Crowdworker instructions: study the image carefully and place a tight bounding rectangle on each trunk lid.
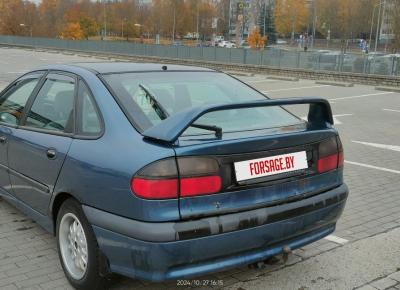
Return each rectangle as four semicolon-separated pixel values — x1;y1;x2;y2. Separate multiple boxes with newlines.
141;97;340;220
174;127;342;219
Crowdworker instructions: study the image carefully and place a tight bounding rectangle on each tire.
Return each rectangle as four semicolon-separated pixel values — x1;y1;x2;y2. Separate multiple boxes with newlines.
56;198;106;290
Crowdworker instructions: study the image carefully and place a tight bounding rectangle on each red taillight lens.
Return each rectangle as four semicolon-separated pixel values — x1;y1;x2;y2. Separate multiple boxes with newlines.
317;136;344;173
131;178;178;199
318;154;339;173
180;176;222;197
131;157;222;199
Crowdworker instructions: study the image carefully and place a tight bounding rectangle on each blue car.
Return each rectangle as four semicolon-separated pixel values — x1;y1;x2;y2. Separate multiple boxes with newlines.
0;63;348;289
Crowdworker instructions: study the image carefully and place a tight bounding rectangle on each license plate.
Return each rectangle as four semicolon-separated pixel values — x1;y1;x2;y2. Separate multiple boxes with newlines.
234;151;308;182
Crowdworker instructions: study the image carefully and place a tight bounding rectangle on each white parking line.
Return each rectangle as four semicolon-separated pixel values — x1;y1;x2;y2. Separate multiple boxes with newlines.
300;114;352;125
332;114;353;125
352;141;400;152
4;71;28;74
330;92;394;101
247;79;277;83
324;235;349;245
383;108;400;113
262;85;330;93
344;160;400;174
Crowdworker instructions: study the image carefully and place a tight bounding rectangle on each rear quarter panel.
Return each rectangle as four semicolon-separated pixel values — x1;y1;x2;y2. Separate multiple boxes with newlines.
52;69;178;222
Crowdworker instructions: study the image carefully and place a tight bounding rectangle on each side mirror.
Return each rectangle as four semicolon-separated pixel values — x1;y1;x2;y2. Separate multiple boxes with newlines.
0;112;18;125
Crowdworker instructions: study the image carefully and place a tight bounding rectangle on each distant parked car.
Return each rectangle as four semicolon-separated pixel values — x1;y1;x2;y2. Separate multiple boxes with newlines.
276;39;288;45
218;40;236;48
0;63;348;289
214;35;224;42
172;41;183;46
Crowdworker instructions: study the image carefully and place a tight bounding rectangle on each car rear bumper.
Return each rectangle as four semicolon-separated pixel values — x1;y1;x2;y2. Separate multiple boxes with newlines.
84;183;348;282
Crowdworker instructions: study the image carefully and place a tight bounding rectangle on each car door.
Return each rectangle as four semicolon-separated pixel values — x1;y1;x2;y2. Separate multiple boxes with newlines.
0;72;44;195
7;72;76;214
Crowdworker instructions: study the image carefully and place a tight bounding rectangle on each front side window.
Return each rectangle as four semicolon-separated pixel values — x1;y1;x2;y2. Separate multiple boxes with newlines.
0;77;40;125
25;74;75;133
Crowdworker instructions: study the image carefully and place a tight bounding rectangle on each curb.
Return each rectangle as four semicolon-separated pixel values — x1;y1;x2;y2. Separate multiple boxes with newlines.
267;75;299;82
315;81;354;87
375;86;400;93
225;71;255;77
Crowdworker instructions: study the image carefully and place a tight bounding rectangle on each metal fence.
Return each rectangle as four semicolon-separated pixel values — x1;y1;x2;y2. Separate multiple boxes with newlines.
1;35;399;77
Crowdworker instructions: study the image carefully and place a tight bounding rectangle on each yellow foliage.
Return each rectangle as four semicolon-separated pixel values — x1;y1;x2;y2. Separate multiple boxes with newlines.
274;0;309;37
248;27;267;49
61;22;84;40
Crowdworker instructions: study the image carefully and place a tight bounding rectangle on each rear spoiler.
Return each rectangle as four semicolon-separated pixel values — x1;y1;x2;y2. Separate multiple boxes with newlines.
142;97;333;144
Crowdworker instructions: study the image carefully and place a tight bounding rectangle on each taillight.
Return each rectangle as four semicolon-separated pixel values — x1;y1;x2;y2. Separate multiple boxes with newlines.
317;136;344;173
131;157;222;199
132;178;178;199
131;158;179;199
180;176;222;197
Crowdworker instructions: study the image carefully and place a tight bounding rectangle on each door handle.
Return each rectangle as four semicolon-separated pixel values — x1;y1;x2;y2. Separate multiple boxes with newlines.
46;149;57;159
0;136;7;144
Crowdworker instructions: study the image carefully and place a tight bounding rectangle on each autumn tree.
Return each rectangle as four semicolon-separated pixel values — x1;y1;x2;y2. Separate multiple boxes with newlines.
391;2;400;52
316;0;378;40
248;26;267;49
197;0;217;41
0;0;221;42
64;4;98;39
0;0;34;36
274;0;309;39
61;22;84;40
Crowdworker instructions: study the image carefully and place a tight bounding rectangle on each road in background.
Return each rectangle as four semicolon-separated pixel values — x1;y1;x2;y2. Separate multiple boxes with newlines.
0;47;400;290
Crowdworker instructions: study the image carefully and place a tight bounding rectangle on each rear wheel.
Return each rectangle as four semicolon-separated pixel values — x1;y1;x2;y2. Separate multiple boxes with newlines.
56;198;105;290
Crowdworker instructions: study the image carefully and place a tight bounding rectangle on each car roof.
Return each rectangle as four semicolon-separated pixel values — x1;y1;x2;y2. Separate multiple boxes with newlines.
39;62;215;75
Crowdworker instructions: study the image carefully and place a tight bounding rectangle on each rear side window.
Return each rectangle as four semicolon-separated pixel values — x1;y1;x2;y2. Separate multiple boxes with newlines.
77;81;102;135
25;74;75;133
0;77;40;125
103;71;301;135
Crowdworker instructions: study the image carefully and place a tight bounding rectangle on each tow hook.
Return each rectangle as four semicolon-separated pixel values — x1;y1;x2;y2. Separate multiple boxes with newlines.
282;245;292;263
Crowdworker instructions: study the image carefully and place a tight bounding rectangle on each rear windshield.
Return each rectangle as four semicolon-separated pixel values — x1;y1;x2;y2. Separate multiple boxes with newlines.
103;71;302;135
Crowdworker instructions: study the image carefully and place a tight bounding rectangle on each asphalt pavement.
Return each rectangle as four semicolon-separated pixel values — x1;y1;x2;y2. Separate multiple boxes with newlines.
0;47;400;290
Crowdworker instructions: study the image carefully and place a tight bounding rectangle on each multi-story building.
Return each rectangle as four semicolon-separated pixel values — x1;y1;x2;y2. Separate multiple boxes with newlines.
227;0;275;42
379;0;395;41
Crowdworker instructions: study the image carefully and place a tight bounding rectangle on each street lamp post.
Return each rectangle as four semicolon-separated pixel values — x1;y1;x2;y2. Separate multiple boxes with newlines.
311;0;317;50
227;0;231;41
172;5;176;43
196;2;199;45
103;0;107;39
371;0;386;53
121;18;127;39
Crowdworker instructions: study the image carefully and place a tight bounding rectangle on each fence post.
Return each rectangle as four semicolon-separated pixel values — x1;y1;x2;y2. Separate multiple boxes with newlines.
339;54;344;72
278;49;282;68
363;55;367;74
391;56;396;76
296;51;301;68
318;53;321;70
243;48;247;64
